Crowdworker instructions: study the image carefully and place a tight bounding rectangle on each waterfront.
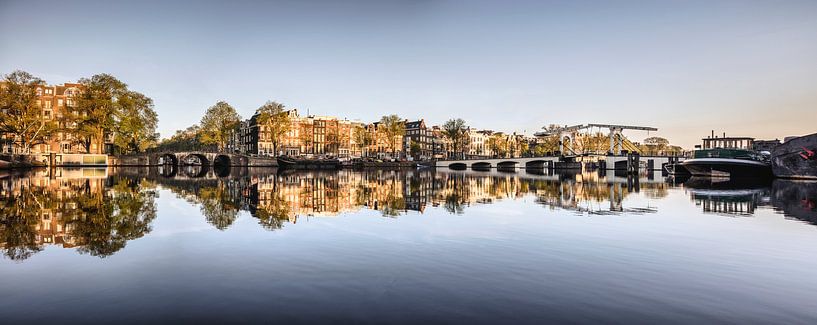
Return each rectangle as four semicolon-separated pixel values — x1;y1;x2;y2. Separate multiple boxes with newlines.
2;167;817;323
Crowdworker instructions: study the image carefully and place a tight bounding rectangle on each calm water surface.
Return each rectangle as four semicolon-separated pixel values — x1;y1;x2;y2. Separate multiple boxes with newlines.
1;167;817;323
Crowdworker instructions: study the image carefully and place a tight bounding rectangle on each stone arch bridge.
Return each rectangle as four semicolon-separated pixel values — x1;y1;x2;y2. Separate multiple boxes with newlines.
436;157;561;170
114;152;278;167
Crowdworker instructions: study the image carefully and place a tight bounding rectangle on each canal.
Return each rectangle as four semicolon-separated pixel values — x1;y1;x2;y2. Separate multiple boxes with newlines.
1;167;816;323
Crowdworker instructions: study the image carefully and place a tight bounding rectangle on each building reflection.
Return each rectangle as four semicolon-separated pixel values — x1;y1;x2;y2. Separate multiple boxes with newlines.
4;167;815;261
148;168;668;229
0;168;157;261
682;177;817;223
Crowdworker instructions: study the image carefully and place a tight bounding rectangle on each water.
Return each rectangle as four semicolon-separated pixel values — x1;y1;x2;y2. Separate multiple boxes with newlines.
1;167;817;324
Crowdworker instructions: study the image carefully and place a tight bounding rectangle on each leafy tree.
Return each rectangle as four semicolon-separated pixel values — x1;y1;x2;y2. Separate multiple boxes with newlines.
409;140;421;159
487;133;507;158
115;91;158;154
643;136;670;155
152;124;209;152
517;139;530;157
353;125;373;158
299;122;314;154
0;70;55;157
255;101;291;156
378;115;405;158
442;118;469;159
64;74;130;153
199;101;241;151
532;143;548;156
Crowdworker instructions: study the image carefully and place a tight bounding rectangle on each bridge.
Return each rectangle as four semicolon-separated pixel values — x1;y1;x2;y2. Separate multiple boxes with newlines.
113;151;278;167
436;157;561;169
436;155;680;171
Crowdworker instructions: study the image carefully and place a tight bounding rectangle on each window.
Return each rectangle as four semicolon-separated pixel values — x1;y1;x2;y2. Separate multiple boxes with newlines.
44;101;52;109
58;99;63;107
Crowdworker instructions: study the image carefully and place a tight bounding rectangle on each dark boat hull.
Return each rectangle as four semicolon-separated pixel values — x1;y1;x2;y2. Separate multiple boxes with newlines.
771;133;817;180
277;157;340;170
663;162;690;176
681;158;772;178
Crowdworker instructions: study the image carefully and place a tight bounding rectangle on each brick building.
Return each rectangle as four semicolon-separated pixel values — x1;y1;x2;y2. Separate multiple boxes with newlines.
1;82;113;162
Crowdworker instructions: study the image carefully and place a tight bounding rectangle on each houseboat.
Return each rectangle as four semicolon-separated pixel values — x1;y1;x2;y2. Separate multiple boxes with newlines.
681;135;772;178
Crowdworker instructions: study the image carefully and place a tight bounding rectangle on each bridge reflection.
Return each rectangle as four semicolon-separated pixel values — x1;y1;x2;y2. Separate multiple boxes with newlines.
2;167;815;261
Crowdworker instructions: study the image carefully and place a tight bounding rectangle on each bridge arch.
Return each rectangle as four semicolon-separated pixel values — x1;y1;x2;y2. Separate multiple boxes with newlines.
472;162;491;171
449;163;467;170
214;154;231;168
158;164;178;178
159;153;178;166
213;155;232;178
182;164;209;178
497;161;518;172
525;160;550;169
181;153;210;166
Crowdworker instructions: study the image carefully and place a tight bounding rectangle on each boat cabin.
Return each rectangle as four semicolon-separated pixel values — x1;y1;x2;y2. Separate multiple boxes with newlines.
699;136;754;150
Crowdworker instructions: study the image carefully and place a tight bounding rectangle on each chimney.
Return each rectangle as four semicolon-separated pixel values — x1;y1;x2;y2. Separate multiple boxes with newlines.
710;130;714;139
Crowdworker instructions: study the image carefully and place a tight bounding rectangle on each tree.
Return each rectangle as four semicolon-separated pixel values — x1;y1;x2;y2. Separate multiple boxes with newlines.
353;125;373;158
64;74;130;154
442;118;469;159
532;143;548;156
517;139;530;157
0;70;55;157
255;101;291;156
299;122;314;154
114;91;158;154
199;101;241;151
487;133;507;158
409;140;421;159
378;115;405;158
643;136;669;155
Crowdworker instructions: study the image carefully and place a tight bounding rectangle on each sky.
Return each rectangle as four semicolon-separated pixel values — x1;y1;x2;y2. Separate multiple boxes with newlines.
1;0;816;148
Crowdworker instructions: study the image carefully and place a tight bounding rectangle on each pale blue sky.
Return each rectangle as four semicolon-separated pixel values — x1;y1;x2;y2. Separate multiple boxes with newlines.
2;0;816;147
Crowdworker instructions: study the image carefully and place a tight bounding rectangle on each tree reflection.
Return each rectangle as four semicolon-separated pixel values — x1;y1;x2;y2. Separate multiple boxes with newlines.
199;184;240;230
0;173;157;260
63;178;157;257
0;190;44;261
250;180;292;231
8;166;817;262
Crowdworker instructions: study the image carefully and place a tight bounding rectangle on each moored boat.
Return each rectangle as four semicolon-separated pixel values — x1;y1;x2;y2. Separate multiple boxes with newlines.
663;162;690;176
771;132;817;180
277;156;341;169
681;136;772;178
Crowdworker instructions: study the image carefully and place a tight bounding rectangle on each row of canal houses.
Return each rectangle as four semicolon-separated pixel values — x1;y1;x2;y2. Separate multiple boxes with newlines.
227;108;538;161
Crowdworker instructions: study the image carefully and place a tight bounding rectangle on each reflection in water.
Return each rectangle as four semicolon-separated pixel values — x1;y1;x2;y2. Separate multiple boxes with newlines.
682;176;817;224
2;167;816;261
0;168;157;261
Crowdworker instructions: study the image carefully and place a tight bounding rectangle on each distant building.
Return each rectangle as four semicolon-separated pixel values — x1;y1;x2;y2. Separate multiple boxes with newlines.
753;139;781;152
403;119;435;160
467;129;492;158
233;109;363;158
